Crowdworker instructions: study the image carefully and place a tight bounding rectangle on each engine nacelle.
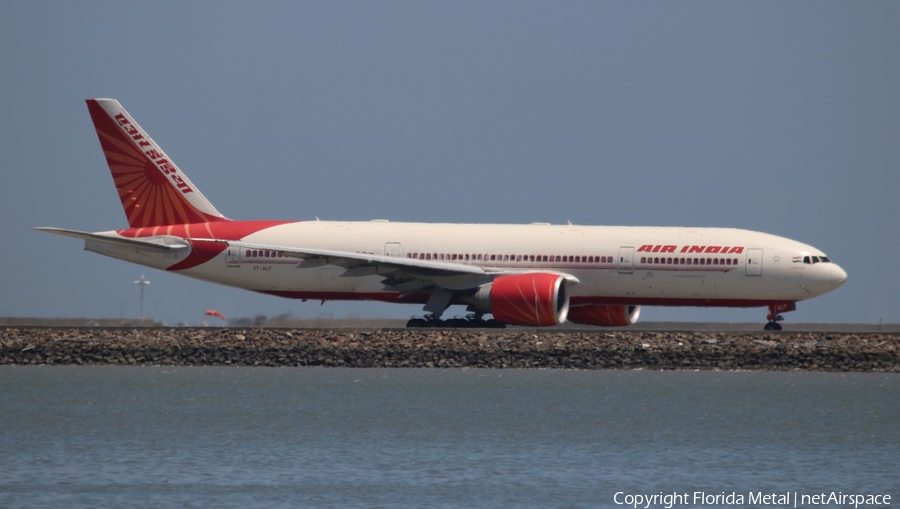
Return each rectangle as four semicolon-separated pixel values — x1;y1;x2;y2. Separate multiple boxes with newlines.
567;304;641;327
471;273;570;326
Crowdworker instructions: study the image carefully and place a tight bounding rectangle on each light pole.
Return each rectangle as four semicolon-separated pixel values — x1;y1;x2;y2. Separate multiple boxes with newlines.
134;275;150;320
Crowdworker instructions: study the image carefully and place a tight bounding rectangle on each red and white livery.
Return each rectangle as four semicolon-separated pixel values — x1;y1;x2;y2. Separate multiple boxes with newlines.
38;99;848;329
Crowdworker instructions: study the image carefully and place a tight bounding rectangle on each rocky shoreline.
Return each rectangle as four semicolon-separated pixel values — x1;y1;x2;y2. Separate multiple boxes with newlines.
2;328;899;371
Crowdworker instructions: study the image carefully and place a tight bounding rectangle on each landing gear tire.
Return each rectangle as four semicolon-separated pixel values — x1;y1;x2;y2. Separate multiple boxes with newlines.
406;318;428;328
484;319;506;329
407;314;446;328
763;322;782;331
445;318;468;328
406;314;507;329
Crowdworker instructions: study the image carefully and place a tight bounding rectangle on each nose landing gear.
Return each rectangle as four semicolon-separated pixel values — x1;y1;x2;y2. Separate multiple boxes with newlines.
764;314;784;331
763;302;796;331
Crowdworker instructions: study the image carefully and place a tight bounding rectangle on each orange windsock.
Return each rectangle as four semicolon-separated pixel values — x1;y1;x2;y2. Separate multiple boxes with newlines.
205;309;226;321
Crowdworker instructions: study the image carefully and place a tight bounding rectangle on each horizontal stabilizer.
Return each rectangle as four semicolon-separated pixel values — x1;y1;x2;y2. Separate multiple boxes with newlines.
35;227;189;252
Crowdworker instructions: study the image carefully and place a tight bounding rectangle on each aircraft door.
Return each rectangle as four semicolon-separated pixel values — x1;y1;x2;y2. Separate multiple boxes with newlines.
746;248;763;276
384;242;401;257
225;247;241;267
617;246;634;274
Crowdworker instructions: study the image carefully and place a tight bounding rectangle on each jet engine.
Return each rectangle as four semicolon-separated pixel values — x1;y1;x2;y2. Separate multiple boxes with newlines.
470;273;570;326
567;304;641;327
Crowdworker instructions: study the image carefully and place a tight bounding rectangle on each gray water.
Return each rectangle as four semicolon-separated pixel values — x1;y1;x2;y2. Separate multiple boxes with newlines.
1;367;897;508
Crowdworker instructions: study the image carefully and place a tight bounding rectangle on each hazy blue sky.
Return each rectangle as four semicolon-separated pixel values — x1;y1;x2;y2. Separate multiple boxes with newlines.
1;2;898;325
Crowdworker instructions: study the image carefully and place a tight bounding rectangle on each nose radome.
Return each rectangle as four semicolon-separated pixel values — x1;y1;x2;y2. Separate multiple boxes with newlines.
831;264;848;289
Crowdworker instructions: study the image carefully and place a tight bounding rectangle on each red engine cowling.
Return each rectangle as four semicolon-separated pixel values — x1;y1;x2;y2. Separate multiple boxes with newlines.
567;304;641;327
472;273;570;326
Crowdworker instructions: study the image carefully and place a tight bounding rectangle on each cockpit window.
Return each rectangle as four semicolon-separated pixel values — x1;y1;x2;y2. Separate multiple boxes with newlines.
803;255;832;264
812;256;820;263
820;256;830;263
803;256;810;264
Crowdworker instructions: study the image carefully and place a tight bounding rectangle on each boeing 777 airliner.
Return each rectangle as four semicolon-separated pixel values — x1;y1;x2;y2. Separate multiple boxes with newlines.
38;99;847;329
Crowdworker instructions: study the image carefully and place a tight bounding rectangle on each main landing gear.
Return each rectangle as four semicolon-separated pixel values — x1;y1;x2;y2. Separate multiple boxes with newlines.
409;288;506;328
406;313;506;329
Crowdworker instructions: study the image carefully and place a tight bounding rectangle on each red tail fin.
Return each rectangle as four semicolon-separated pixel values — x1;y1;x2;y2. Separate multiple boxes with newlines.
86;99;229;228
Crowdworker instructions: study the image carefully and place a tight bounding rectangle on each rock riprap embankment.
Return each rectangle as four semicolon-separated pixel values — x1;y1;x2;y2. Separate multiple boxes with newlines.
2;328;898;371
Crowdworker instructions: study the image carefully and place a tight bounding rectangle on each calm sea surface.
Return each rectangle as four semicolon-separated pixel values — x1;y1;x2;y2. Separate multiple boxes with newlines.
1;367;897;508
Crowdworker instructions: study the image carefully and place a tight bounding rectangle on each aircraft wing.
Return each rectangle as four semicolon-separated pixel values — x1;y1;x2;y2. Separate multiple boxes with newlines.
215;239;492;278
207;239;579;284
36;227;190;252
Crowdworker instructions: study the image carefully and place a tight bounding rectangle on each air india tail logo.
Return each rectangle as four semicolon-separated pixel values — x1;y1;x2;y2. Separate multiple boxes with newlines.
113;113;193;194
87;98;226;228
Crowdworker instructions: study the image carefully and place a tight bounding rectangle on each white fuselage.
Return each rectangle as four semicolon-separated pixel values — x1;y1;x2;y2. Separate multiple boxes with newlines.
89;221;847;308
